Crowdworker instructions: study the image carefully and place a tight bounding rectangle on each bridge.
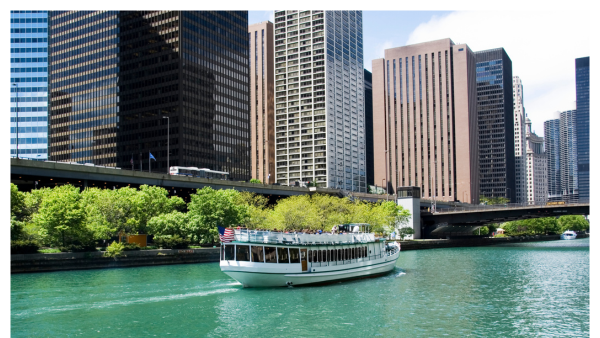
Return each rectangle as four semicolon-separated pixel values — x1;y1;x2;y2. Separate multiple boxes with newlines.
11;158;589;238
421;203;589;238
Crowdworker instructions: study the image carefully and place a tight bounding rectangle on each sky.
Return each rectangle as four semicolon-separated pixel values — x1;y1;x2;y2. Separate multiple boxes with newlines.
249;10;589;137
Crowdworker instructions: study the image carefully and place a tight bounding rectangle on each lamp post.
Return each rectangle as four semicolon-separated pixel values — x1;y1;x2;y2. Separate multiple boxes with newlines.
163;116;169;174
13;83;19;159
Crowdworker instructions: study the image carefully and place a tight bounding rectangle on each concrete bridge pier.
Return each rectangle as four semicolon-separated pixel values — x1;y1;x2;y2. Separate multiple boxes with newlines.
396;187;422;239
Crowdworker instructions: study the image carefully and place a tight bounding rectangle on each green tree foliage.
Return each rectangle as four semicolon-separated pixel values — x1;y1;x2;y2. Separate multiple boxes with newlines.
236;192;270;229
129;185;186;234
501;217;560;235
188;187;248;241
558;215;589;232
479;196;510;205
397;226;415;240
249;178;262;184
10;183;26;218
267;195;321;231
147;211;191;238
32;185;90;247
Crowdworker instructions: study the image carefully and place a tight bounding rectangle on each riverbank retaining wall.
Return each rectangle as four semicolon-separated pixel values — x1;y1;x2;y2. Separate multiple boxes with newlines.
397;234;589;251
11;248;220;274
12;234;588;274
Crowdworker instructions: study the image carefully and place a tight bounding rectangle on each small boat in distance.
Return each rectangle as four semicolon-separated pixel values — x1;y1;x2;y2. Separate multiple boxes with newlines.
219;224;401;288
560;230;577;240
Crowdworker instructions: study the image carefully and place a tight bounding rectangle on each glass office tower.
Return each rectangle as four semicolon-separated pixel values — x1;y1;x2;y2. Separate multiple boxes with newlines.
48;11;250;180
575;57;589;202
560;110;578;203
364;69;374;187
475;48;515;202
544;116;561;202
273;10;366;191
10;11;49;160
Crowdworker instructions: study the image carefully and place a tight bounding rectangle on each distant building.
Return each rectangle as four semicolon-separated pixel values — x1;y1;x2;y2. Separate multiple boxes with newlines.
475;48;515;202
273;10;366;191
10;11;49;160
364;69;374;187
575;57;589;202
372;38;479;204
525;118;547;204
513;76;527;204
48;11;251;180
544;115;561;202
249;21;275;184
560;110;578;203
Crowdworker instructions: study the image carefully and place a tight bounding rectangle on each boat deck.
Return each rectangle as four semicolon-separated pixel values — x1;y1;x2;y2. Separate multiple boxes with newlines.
233;229;378;246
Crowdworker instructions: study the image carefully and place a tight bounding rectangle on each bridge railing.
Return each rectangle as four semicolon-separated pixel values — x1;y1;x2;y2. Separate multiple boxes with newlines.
430;200;589;214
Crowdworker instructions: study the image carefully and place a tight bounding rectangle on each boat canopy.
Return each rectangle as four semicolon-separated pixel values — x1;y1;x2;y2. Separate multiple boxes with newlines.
233;228;377;246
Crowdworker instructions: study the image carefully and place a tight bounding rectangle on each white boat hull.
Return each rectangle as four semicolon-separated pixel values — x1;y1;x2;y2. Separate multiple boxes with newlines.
221;245;401;288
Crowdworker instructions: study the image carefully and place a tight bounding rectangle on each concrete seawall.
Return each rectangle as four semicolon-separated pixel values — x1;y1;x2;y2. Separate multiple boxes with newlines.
11;248;220;274
397;234;589;251
12;234;588;274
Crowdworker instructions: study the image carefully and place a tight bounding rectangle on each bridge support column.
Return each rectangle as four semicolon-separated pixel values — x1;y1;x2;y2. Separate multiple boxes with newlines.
397;195;422;239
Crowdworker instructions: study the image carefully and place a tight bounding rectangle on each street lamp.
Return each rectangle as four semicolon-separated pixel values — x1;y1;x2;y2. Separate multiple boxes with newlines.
163;116;169;174
12;83;19;159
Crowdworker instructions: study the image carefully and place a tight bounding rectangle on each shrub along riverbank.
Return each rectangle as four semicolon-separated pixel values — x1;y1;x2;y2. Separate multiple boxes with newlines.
10;183;410;255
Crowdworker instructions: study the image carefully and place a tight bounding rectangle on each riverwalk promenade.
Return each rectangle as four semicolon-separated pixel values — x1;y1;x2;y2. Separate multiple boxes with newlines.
12;234;587;274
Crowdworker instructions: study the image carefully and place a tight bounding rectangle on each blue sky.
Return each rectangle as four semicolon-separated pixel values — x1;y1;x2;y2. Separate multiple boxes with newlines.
248;10;589;136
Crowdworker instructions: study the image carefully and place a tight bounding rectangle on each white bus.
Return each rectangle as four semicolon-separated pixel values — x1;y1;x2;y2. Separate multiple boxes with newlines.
169;166;229;180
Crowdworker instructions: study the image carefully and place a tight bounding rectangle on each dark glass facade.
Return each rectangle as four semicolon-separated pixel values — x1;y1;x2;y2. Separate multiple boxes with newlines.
48;11;250;180
544;118;561;201
475;48;515;202
364;69;373;186
575;57;589;201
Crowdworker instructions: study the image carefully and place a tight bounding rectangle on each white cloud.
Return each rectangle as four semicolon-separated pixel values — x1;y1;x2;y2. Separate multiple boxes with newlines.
406;11;589;135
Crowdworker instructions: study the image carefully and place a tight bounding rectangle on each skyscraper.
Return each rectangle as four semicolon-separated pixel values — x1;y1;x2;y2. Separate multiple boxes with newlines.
513;76;527;204
475;48;515;202
560;110;578;202
525;118;547;204
10;11;49;160
575;57;589;202
364;69;374;187
372;38;480;204
249;21;275;184
273;10;366;191
48;11;251;180
544;115;561;202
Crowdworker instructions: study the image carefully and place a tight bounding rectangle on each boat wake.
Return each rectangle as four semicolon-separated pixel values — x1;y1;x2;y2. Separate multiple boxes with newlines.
13;286;238;318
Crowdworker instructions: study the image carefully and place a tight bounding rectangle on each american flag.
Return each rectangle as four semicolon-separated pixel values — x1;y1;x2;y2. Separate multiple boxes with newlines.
217;226;235;243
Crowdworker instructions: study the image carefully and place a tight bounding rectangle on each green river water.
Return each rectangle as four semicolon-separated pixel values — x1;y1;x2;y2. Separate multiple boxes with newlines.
11;238;589;337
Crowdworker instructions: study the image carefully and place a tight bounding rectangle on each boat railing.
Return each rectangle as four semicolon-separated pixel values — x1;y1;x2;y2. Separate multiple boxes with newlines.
233;229;376;245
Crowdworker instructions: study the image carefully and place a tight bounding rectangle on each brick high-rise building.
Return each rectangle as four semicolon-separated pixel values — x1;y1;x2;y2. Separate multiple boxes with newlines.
372;38;479;204
273;10;366;191
249;21;275;184
48;11;251;180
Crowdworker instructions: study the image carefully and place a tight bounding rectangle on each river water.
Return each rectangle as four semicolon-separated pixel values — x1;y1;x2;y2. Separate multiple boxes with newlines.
11;238;589;337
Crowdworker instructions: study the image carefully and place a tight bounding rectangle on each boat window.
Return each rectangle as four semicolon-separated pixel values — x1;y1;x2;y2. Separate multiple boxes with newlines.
351;247;355;259
251;246;264;262
322;250;327;262
344;248;348;260
265;246;277;263
224;245;235;261
221;246;224;260
277;247;290;263
331;249;336;261
312;250;317;262
308;250;312;262
236;245;250;261
338;249;342;261
364;246;367;257
317;250;321;262
290;248;300;263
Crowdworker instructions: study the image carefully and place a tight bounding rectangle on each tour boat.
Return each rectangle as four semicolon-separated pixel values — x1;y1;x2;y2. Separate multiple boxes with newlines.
219;224;401;288
560;230;577;240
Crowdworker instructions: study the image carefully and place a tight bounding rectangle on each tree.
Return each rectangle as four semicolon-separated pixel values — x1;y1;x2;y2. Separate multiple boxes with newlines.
147;211;191;238
397;226;415;240
188;187;248;240
236;192;270;229
32;185;89;247
10;183;26;219
249;178;262;184
129;185;186;234
479;196;510;205
558;215;588;232
267;195;321;231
